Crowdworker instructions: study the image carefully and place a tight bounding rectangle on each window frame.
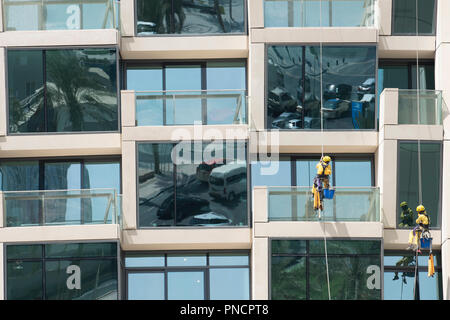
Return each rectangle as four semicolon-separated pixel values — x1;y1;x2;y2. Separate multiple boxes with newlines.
391;0;437;36
124;250;251;300
133;0;248;37
264;43;379;131
5;45;121;135
396;140;443;230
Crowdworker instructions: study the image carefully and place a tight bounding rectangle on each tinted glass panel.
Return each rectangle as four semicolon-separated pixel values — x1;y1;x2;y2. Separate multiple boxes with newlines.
7;244;42;259
397;142;441;227
209;268;249;299
272;240;307;254
167;271;205;300
393;0;435;35
45;242;117;258
309;240;380;255
271;256;306;299
136;0;245;35
8;50;45;133
7;261;43;300
267;45;376;130
384;271;441;300
128;272;165;300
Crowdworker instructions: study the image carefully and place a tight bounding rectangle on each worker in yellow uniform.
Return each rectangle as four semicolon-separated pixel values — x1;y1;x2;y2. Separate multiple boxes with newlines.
312;155;332;211
407;205;430;252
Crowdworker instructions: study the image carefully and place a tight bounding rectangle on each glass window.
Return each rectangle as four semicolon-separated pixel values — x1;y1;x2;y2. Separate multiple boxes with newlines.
126;252;250;300
392;0;436;35
251;157;292;187
267;45;376;130
397;141;441;228
271;239;382;300
384;251;442;300
334;160;372;187
136;0;245;36
8;48;118;133
6;242;118;300
138;142;248;228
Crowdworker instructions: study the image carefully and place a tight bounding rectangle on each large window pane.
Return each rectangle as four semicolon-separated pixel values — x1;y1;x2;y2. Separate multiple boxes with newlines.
45;242;117;258
271;256;307;300
128;273;165;300
7;261;43;300
168;271;205;300
136;0;245;35
251;157;292;187
393;0;436;35
267;45;376;130
334;160;372;187
210;268;249;299
397;142;441;228
8;50;45;133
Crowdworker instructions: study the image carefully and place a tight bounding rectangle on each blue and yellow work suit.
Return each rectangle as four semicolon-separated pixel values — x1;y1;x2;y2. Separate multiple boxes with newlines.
312;160;332;210
408;212;430;250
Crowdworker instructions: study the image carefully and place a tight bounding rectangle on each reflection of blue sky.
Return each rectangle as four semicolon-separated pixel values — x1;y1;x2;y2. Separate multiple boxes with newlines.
384;271;440;300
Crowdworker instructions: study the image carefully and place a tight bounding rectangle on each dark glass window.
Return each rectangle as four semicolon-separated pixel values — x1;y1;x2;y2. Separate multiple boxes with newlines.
6;242;118;300
125;61;247;126
8;48;118;133
267;45;376;130
397;141;441;228
392;0;436;35
137;141;248;227
384;251;442;300
126;252;250;300
271;239;382;300
136;0;245;35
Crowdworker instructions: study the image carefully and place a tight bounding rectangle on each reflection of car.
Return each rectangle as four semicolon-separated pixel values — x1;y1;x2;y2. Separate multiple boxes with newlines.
322;99;351;119
137;21;157;35
271;112;321;129
268;87;298;115
323;84;352;101
189;212;232;226
209;163;247;201
196;160;223;182
157;195;210;220
357;78;375;99
271;112;302;129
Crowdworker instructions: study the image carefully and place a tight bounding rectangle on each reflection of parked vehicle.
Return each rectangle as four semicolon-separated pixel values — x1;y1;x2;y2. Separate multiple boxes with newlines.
268;87;299;116
322;99;351;119
209;163;247;201
137;21;157;35
157;195;210;220
357;78;375;99
271;112;302;129
196;160;223;182
323;84;352;101
189;212;232;226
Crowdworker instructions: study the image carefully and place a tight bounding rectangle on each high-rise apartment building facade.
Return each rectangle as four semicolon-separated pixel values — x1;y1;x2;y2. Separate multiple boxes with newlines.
0;0;448;300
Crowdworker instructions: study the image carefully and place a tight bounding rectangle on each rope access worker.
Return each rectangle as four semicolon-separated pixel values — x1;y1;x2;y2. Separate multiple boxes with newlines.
399;201;414;228
312;155;332;211
407;205;430;252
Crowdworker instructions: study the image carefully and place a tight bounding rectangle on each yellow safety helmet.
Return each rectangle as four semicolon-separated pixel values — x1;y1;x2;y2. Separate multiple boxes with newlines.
416;205;425;213
400;201;408;207
322;156;331;163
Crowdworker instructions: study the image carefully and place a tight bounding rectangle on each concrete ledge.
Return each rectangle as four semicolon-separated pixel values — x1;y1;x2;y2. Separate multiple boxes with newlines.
383;124;444;141
121;228;252;250
120;35;248;60
383;229;442;250
0;224;120;243
251;27;378;44
0;133;122;158
254;221;383;238
378;36;436;59
0;29;119;47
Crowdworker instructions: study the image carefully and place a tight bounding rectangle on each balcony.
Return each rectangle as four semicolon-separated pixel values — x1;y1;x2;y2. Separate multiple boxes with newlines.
2;0;119;31
2;188;120;227
264;0;375;28
397;90;442;125
266;186;380;222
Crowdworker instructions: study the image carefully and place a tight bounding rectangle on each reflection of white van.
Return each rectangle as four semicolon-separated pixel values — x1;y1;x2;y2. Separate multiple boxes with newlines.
208;163;247;201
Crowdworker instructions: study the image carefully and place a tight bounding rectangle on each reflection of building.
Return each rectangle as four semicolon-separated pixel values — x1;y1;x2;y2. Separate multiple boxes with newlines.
0;0;449;303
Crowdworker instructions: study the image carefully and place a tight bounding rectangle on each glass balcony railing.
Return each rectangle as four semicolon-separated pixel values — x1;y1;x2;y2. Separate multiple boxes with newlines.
3;188;120;227
268;186;380;222
398;89;442;125
3;0;119;31
264;0;375;28
135;90;247;126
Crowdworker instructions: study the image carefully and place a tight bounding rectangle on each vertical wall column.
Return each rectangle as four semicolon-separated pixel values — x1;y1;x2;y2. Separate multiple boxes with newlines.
0;47;6;136
378;0;392;35
122;140;137;230
119;0;135;37
252;237;268;299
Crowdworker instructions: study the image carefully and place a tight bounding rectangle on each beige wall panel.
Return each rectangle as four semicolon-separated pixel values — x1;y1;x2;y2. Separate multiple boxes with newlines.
121;140;137;230
254;221;383;238
252;237;268;299
435;44;450;140
248;0;264;29
0;244;3;300
383;125;443;141
436;0;450;46
379;88;398;127
0;48;5;137
120;0;135;37
0;29;119;47
378;36;436;58
121;90;136;127
378;0;392;36
249;43;265;130
379;139;397;228
253;187;268;223
122;125;249;142
251;27;378;44
121;228;252;250
383;229;441;250
120;36;248;59
0;225;120;243
0;133;121;158
442;240;450;300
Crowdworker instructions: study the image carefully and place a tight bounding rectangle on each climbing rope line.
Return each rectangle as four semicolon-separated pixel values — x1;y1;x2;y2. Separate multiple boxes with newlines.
318;0;331;301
